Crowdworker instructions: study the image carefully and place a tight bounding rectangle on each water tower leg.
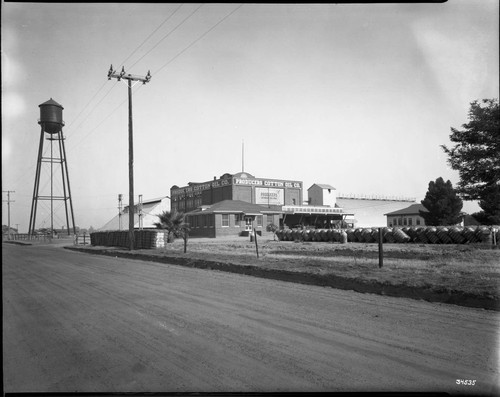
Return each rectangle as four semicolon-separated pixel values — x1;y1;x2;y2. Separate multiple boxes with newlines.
60;131;76;235
28;127;45;236
58;131;71;235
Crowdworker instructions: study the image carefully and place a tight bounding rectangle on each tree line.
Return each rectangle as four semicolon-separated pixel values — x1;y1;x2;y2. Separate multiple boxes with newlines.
423;98;499;226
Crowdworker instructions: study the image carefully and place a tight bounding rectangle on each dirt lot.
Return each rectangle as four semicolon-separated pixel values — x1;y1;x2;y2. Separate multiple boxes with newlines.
67;236;500;310
3;242;499;394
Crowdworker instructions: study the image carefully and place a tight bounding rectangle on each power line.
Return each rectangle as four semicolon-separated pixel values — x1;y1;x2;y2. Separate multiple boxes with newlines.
63;4;242;154
64;80;109;131
129;3;204;71
63;6;183;151
154;4;243;76
7;4;243;194
65;80;120;153
119;3;184;69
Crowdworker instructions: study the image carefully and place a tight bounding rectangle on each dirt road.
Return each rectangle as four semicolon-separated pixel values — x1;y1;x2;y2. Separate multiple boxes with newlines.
3;243;499;394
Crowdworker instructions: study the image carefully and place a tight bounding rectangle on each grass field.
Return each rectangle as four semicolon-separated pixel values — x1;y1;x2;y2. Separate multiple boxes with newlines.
134;237;500;301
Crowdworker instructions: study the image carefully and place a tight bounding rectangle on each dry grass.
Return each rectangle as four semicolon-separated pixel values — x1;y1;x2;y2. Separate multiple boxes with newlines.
145;238;500;298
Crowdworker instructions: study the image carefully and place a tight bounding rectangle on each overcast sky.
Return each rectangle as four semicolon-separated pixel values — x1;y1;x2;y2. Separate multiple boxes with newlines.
2;1;499;231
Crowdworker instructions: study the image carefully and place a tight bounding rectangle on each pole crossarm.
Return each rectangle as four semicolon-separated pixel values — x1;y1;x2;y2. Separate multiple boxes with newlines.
108;65;151;84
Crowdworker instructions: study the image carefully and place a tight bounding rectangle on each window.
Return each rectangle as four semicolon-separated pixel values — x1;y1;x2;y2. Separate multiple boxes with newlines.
403;218;407;226
408;218;413;226
398;218;402;226
416;218;421;225
257;215;262;227
234;214;240;227
222;214;229;227
266;215;273;225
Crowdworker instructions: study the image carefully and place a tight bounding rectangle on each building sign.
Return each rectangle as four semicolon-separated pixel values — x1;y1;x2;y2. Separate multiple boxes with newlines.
171;178;231;196
234;178;301;188
172;176;302;197
255;187;284;205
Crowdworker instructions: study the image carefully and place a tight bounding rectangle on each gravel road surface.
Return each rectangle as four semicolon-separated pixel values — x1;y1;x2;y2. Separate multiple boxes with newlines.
3;243;499;394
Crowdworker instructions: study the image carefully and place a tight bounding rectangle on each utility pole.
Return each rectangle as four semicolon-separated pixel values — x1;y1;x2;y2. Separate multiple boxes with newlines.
108;65;151;250
118;194;123;231
2;190;15;240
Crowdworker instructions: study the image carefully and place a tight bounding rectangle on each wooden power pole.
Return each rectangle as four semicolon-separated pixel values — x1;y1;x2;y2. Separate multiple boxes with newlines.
107;65;151;250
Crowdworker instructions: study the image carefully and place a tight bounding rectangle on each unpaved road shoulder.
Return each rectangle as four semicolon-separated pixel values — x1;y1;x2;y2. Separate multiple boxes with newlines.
3;243;499;394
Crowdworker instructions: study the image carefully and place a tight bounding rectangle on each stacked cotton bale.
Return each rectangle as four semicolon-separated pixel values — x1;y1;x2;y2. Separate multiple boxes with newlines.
319;229;329;242
352;228;363;242
415;227;429;244
301;229;313;241
424;227;440;244
463;226;479;243
404;227;419;243
436;227;454;244
289;229;299;241
331;229;342;242
274;225;496;245
383;227;395;243
361;228;374;243
346;229;356;242
393;228;411;243
448;227;465;244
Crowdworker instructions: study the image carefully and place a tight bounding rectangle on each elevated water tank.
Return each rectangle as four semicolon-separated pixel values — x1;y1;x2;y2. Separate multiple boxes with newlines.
39;98;64;134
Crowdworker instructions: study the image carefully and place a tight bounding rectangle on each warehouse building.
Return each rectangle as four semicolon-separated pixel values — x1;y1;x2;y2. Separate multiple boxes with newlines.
185;200;281;238
336;194;417;227
99;196;170;231
384;203;428;227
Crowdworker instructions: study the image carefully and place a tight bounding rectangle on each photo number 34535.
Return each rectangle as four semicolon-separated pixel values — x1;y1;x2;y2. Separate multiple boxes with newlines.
456;379;476;386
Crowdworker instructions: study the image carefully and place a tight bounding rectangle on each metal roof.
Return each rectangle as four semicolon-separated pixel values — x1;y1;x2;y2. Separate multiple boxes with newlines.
384;203;428;216
39;98;63;108
309;183;336;190
185;200;280;216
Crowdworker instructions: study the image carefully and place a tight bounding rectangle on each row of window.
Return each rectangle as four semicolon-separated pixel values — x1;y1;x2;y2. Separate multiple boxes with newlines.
221;214;274;227
389;216;422;227
188;214;214;228
186;214;275;228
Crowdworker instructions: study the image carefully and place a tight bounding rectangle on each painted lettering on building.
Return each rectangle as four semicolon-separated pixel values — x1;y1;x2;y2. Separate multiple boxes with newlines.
255;187;284;205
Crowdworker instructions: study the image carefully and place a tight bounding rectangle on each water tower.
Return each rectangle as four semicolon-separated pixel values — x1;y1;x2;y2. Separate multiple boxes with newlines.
28;99;76;236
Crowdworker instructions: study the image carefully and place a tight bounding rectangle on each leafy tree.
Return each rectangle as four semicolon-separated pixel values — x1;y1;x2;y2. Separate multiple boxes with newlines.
441;98;500;205
154;210;190;243
471;185;500;225
420;177;463;226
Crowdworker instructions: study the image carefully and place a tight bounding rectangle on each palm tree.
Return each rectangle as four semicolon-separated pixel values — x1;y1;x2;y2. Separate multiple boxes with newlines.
154;210;190;243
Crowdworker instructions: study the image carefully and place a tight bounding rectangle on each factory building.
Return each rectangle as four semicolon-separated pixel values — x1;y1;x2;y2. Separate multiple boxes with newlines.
170;171;303;213
98;171;418;237
173;172;356;238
